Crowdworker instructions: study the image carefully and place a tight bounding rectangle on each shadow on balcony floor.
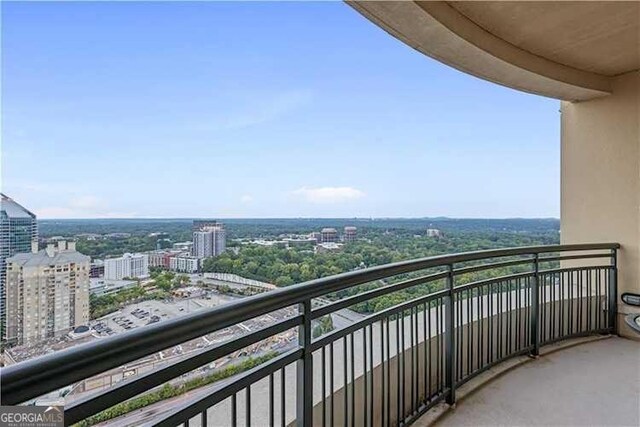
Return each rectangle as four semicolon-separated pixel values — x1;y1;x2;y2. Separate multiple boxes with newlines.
434;337;640;426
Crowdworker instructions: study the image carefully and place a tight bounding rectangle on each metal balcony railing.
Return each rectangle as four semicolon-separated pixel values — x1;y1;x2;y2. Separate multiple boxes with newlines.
0;243;619;426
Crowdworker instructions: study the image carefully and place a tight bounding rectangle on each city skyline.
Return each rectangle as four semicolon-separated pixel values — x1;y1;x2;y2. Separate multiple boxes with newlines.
3;2;560;219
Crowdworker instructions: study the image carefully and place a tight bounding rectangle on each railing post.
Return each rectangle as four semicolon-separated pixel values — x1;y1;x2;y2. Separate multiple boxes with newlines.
297;299;313;427
530;253;540;357
444;264;456;405
608;248;618;334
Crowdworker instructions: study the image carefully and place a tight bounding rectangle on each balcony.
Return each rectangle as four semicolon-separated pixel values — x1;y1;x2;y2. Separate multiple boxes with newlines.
3;243;638;426
430;336;640;427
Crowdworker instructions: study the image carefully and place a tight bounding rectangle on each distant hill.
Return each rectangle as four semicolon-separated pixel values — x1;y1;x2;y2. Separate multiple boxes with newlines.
38;217;559;239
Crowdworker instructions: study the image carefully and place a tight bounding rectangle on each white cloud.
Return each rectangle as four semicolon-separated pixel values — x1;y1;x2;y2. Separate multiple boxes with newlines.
240;195;253;203
35;195;137;219
69;195;104;210
8;182;77;194
291;186;365;204
35;207;78;218
35;206;138;219
100;211;139;219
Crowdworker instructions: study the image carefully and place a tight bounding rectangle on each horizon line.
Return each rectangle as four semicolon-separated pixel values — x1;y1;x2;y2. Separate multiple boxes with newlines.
37;216;561;221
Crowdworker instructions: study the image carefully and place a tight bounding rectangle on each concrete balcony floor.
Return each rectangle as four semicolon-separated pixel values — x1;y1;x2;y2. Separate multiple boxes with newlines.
432;337;640;426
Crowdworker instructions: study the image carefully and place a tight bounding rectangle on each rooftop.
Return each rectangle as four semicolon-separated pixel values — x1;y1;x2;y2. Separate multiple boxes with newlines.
7;247;89;267
0;193;36;219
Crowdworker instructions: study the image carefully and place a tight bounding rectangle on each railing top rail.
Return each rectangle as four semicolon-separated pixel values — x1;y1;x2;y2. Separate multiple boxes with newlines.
0;242;619;405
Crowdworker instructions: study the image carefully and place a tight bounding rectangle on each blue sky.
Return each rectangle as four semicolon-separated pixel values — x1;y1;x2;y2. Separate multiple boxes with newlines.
2;2;560;219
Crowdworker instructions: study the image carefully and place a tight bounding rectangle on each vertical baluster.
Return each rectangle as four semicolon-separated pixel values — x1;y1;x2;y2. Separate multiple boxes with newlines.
498;279;503;359
558;271;563;337
436;301;441;395
269;373;275;427
609;249;618;333
427;302;432;400
343;337;348;427
479;285;484;367
508;280;513;355
232;393;237;427
444;264;456;405
596;268;601;331
380;319;386;427
456;293;462;382
524;276;529;347
501;280;505;357
570;270;575;335
401;310;406;419
297;300;312;427
516;277;521;351
368;323;374;427
246;386;251;427
386;317;391;427
531;254;540;356
438;299;447;392
440;299;444;393
506;279;510;354
362;328;367;427
548;273;552;343
539;273;543;344
558;271;563;339
580;268;589;332
551;272;556;341
350;333;355;427
414;306;424;412
423;302;428;403
604;267;608;330
409;307;416;414
329;343;334;427
544;273;549;344
396;314;401;423
546;273;550;342
321;348;325;427
281;367;286;427
487;282;493;365
579;269;584;333
587;268;592;332
468;288;473;375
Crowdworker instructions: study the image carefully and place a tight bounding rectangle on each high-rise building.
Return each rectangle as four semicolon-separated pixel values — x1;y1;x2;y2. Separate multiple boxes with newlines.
192;222;226;258
344;226;357;242
321;228;338;243
172;241;194;252
426;228;442;238
5;241;89;345
148;250;171;269
192;219;223;232
308;232;322;243
104;253;149;280
89;260;105;278
1;194;38;340
169;256;200;273
147;249;184;269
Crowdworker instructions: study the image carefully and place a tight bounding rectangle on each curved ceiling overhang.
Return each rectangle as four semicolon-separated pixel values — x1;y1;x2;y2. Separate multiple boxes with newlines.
348;1;614;101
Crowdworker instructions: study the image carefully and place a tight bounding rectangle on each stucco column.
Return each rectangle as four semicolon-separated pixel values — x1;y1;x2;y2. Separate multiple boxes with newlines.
561;71;640;338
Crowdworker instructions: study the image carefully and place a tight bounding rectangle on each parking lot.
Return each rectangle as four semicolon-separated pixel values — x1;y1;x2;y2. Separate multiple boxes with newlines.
63;291;300;398
6;285;300;405
92;295;238;336
5;286;299;367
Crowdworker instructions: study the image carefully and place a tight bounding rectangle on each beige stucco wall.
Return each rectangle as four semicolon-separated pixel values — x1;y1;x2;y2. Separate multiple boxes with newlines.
561;71;640;337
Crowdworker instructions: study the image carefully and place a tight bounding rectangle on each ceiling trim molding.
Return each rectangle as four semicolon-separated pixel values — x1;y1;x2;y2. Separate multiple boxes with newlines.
348;1;613;101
